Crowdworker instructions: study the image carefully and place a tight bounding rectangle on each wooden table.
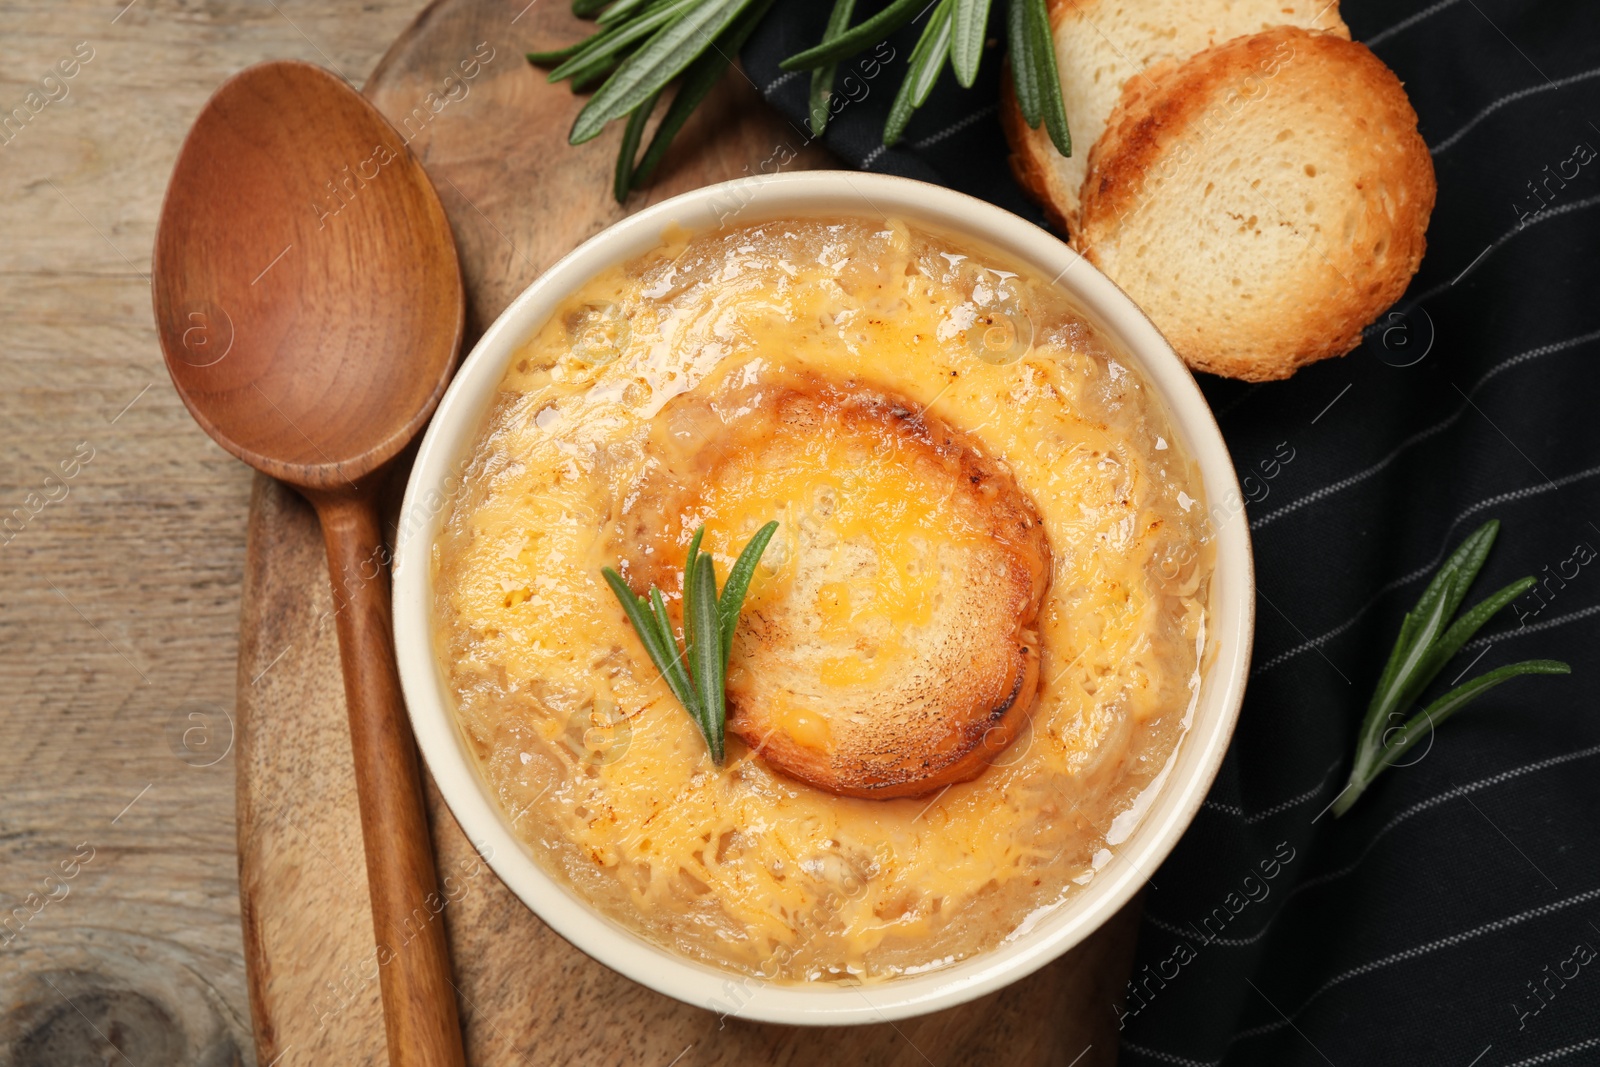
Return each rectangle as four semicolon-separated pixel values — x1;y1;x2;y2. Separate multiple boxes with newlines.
0;4;1139;1063
0;3;421;1061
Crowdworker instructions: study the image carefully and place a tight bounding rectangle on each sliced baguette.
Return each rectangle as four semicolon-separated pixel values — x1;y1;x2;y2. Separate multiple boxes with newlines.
628;376;1051;800
724;386;1049;799
1077;27;1436;379
1003;0;1349;234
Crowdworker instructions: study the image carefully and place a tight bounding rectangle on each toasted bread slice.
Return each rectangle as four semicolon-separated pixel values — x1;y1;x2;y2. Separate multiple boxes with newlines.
1002;0;1348;234
629;375;1051;799
1076;27;1436;379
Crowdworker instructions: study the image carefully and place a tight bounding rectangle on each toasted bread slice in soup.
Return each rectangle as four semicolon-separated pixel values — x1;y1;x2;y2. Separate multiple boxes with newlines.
1076;27;1436;380
1002;0;1349;235
621;374;1051;799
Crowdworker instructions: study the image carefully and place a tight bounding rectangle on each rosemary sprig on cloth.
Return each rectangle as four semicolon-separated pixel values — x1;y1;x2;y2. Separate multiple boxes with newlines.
1333;520;1570;816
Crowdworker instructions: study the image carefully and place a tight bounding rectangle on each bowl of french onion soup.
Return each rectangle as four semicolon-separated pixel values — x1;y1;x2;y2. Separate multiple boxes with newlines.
393;171;1254;1025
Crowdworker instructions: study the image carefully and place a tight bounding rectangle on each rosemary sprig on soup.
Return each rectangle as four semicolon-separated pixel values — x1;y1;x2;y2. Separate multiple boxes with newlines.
602;521;778;763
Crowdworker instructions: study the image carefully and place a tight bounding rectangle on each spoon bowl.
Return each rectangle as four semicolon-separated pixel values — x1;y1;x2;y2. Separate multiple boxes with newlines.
154;59;461;488
153;60;466;1067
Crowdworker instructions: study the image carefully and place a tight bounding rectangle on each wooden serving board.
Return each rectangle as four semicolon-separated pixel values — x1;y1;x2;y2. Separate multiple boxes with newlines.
234;1;1140;1063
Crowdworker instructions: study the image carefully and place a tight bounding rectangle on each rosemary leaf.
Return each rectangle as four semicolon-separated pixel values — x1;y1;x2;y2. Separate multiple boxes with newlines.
549;0;694;82
718;521;779;667
600;569;660;661
884;0;954;145
1333;520;1572;816
1007;0;1040;128
603;522;776;763
909;0;955;107
1021;0;1069;155
1356;567;1457;768
1357;522;1502;763
1404;520;1498;658
781;0;927;71
1377;661;1571;775
647;585;697;711
1412;576;1537;695
1438;520;1501;619
950;0;992;88
528;38;593;65
808;0;857;136
681;525;706;677
614;91;661;203
602;568;696;715
628;0;775;193
570;0;754;145
689;553;725;762
684;526;707;586
598;0;662;26
573;0;611;16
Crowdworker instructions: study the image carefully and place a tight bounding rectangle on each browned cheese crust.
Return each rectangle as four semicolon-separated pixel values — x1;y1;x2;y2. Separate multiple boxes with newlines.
1076;26;1436;379
627;376;1052;799
1001;0;1351;241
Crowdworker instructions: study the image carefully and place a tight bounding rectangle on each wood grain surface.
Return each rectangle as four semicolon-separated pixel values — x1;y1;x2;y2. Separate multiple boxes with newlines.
0;3;425;1064
0;0;1140;1063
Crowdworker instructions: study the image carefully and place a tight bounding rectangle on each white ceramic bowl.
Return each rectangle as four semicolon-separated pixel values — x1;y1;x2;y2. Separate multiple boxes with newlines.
393;171;1254;1026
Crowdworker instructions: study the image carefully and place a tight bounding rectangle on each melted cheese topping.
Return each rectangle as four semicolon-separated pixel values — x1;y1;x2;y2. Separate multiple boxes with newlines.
669;395;997;715
433;218;1212;981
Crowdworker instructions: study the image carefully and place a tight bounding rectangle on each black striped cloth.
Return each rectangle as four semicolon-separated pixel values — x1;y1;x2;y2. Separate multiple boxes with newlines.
744;3;1600;1064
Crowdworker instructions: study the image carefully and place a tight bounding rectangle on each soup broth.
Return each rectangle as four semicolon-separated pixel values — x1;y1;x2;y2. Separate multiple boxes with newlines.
432;217;1213;982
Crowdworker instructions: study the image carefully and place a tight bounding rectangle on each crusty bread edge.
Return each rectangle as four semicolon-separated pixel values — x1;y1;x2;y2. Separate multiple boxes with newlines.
1077;28;1436;381
999;2;1354;244
736;635;1041;800
713;381;1053;800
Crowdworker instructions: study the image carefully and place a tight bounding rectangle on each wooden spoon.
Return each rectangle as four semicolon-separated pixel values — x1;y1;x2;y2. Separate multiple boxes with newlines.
152;61;466;1067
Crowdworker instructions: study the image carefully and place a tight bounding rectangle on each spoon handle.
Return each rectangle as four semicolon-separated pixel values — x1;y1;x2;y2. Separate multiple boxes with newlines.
316;492;467;1067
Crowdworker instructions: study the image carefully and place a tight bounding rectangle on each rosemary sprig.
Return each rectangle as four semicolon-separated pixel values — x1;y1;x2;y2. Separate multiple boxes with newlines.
532;0;772;203
882;0;954;146
569;0;754;145
1010;0;1070;155
533;0;1071;201
950;0;993;88
782;0;1071;153
601;521;778;762
807;0;857;136
1333;520;1571;816
781;0;926;69
631;0;775;187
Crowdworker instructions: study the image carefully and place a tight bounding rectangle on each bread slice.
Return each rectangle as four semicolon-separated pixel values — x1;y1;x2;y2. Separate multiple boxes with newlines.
629;376;1051;799
1077;27;1436;379
1003;0;1349;234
